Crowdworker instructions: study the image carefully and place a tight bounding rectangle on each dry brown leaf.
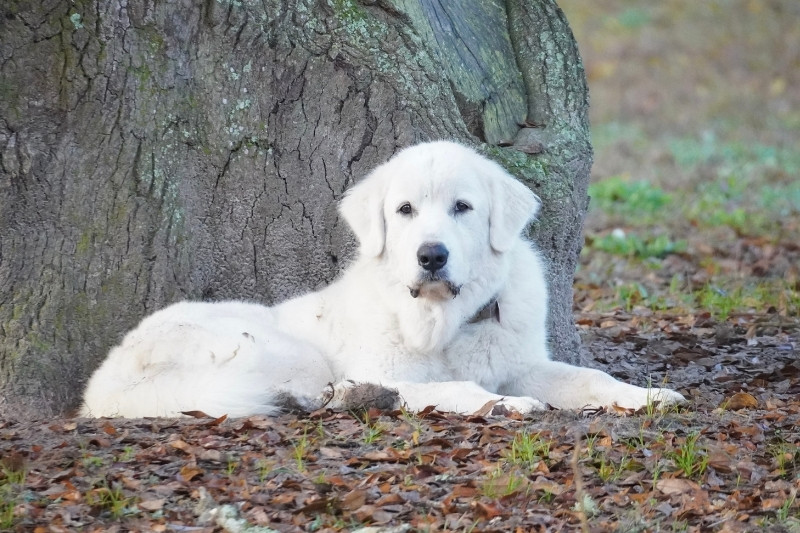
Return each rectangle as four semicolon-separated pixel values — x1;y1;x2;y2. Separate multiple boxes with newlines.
206;414;228;426
88;437;111;448
238;416;272;430
471;500;504;519
656;478;701;495
181;410;212;418
760;497;788;510
341;489;367;511
450;485;478;499
169;439;194;454
197;448;223;462
179;465;203;482
724;392;758;410
472;399;500;417
610;403;633;415
319;447;344;459
528;478;564;495
706;446;734;474
361;451;392;461
745;324;758;346
1;451;25;473
138;498;165;511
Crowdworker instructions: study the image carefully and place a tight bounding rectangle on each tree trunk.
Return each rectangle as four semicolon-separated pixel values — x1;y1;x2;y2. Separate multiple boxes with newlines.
0;0;591;419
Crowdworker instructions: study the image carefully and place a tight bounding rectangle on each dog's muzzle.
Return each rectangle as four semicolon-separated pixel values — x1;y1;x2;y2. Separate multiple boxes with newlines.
409;242;460;298
408;274;461;299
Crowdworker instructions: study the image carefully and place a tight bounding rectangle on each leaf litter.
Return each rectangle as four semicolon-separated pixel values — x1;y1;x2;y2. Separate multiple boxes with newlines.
2;303;799;532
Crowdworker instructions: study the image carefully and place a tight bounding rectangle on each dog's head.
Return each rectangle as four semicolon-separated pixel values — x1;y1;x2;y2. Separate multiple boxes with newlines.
339;141;540;300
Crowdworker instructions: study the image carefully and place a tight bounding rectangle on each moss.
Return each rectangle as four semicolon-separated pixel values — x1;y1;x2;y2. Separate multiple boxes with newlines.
131;63;152;84
76;230;93;255
483;145;549;184
332;0;367;24
0;79;20;118
25;332;51;353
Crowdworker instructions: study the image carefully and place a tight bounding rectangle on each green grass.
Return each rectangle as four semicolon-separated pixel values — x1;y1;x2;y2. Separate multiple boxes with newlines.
695;281;800;319
256;459;276;482
776;490;797;523
85;483;135;519
580;123;799;321
588;233;687;259
0;496;15;530
669;432;708;479
503;430;551;470
358;411;387;445
292;430;313;473
590;269;799;319
480;466;528;499
588;132;800;241
769;441;800;478
0;464;26;530
226;457;239;476
588;176;672;218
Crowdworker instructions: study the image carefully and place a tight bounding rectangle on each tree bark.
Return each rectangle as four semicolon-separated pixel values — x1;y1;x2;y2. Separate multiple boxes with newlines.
0;0;591;418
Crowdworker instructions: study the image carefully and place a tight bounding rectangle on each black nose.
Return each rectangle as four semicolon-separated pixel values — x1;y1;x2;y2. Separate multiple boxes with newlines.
417;243;449;272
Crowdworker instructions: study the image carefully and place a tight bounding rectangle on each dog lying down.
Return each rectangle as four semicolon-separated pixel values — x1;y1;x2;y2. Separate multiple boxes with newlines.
81;141;684;418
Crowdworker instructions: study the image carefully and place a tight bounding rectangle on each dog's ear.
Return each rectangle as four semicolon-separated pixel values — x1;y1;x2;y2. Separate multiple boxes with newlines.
487;161;541;253
339;167;389;257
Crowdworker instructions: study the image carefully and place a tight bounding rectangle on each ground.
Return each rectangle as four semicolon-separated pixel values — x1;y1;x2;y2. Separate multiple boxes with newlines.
2;1;799;531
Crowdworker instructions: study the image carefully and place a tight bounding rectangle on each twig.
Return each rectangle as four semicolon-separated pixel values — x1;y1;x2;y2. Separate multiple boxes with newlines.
571;430;591;533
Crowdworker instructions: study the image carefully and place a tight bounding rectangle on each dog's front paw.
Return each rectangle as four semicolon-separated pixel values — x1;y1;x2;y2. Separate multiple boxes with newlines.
493;396;546;415
321;380;400;411
647;387;686;407
612;386;685;411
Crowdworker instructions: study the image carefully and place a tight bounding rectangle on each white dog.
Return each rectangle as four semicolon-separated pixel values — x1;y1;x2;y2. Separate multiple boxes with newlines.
81;141;684;418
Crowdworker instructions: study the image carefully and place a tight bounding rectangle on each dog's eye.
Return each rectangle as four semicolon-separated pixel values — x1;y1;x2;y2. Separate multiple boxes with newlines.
454;201;472;214
398;202;413;216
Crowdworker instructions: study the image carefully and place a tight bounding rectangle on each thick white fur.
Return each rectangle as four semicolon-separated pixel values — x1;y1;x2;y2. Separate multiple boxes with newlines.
81;141;684;418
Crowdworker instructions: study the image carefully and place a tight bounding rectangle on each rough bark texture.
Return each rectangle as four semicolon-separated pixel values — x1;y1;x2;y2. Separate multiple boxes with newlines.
0;0;591;418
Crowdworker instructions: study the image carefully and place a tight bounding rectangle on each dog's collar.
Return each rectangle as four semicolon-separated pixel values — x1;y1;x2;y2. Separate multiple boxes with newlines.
469;298;500;324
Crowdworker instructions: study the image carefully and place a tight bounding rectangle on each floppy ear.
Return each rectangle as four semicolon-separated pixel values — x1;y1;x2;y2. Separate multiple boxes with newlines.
339;167;389;257
487;161;541;253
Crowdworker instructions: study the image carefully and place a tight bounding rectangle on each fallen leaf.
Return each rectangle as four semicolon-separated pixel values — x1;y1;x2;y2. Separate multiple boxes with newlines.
181;410;213;418
169;439;195;454
656;478;701;496
319;447;344;459
745;324;758;346
449;485;478;499
472;399;500;417
471;500;504;519
724;392;758;410
179;465;203;482
206;414;228;426
1;451;25;473
138;498;165;511
341;489;367;511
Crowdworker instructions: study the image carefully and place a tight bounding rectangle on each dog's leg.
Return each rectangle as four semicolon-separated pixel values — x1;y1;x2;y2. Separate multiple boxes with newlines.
382;380;545;415
511;361;685;411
